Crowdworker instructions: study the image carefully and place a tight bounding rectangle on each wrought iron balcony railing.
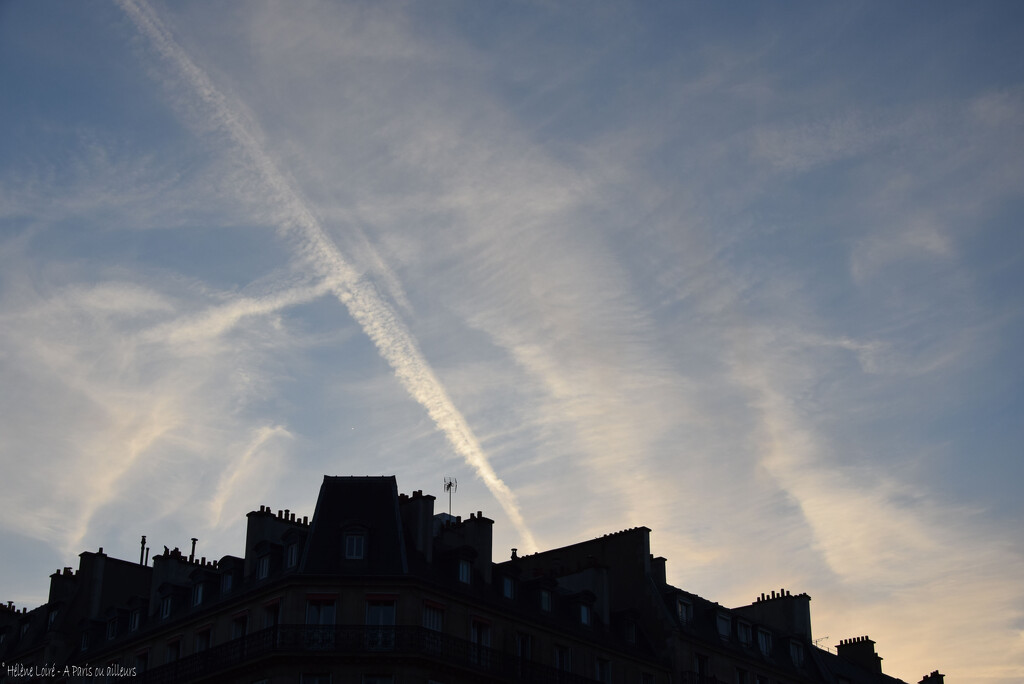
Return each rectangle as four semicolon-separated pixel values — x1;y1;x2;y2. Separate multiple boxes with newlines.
135;624;605;684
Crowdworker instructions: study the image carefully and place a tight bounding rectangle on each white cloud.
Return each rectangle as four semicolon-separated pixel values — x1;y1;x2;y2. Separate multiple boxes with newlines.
116;0;538;552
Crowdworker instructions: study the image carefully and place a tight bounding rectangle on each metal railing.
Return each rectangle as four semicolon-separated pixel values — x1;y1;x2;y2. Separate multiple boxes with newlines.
135;625;605;684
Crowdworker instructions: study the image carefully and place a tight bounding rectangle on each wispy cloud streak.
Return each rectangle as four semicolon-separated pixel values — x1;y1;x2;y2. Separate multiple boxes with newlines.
115;0;538;551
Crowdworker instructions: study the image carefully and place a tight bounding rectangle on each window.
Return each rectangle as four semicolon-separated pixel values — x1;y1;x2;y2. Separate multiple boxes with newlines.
345;534;365;560
540;589;552;612
232;615;248;639
366;601;396;650
515;631;532;659
20;622;29;639
790;641;805;667
107;618;117;640
165;640;180;663
221;573;233;594
738;621;752;645
257;555;269;579
503;576;514;599
129;609;140;632
264;604;279;628
554;645;572;672
758;629;772;656
194;628;210;652
306;599;336;650
580;603;591;626
307;600;336;625
642;674;655;684
287;543;298;568
160;596;172;619
192;583;204;607
755;676;770;684
695;654;709;678
48;609;58;628
422;605;443;632
626;621;637;644
677;598;692;624
470;620;491;665
135;651;148;673
423;604;444;654
362;677;393;684
717;613;731;639
735;668;748;684
596;658;611;683
300;675;331;684
80;631;89;651
458;559;471;583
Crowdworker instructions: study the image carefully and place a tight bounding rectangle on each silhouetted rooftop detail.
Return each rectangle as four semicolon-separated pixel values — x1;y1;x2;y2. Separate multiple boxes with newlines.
0;475;942;684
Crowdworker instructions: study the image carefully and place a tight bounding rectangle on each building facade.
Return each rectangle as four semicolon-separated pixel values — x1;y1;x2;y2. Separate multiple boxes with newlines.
1;476;943;684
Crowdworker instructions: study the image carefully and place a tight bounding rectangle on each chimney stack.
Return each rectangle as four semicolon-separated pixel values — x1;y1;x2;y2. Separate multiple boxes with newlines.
837;636;883;674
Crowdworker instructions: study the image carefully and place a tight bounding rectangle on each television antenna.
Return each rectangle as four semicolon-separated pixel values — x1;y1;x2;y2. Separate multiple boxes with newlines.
443;476;458;517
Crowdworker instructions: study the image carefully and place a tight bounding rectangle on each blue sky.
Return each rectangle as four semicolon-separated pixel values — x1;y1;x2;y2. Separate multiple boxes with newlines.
2;1;1023;681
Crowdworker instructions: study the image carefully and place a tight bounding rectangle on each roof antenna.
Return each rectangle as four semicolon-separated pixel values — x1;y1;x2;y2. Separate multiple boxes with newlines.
444;476;458;517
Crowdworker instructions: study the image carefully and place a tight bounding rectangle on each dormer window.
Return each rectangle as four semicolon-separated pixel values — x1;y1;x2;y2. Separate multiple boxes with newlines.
221;573;233;594
758;629;773;656
257;555;270;579
540;589;552;612
790;640;804;667
502;576;514;599
48;609;58;628
580;603;591;626
738;621;752;645
345;534;365;560
458;559;471;583
192;583;204;607
129;610;141;632
716;613;731;640
160;596;172;620
677;599;692;624
286;543;298;568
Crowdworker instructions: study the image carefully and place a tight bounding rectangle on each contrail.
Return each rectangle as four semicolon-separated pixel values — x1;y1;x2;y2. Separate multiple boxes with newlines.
116;0;538;552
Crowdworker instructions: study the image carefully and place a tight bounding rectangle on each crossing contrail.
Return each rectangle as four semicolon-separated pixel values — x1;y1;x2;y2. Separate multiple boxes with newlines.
116;0;538;552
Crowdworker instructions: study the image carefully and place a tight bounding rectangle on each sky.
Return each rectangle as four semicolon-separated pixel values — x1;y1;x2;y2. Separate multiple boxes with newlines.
1;1;1022;681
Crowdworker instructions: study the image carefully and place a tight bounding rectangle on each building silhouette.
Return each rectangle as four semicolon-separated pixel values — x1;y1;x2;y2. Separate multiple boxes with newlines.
1;475;944;684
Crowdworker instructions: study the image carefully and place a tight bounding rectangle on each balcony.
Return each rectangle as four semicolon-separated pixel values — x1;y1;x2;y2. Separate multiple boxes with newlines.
134;625;606;684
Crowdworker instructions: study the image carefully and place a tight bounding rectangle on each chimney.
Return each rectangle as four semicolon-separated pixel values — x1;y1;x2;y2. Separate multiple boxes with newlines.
190;538;198;563
140;535;147;565
649;555;667;586
919;671;945;684
837;636;883;674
